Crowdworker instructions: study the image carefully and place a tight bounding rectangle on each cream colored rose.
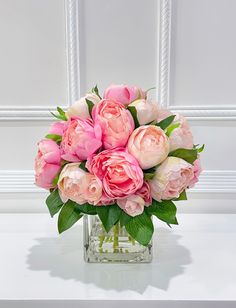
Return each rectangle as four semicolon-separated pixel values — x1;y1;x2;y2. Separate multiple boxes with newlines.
129;99;158;125
127;125;169;169
66;93;100;119
58;162;102;205
149;157;194;201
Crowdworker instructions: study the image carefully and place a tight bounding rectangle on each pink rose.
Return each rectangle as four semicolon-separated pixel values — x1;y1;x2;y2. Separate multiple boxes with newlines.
127;125;169;169
189;158;202;188
157;110;193;151
87;148;143;199
129;99;158;125
149;157;194;201
58;163;102;205
136;181;152;206
104;84;145;105
117;195;145;217
34;139;61;189
92;99;134;149
66;93;101;119
49;121;67;136
168;114;193;151
61;118;102;162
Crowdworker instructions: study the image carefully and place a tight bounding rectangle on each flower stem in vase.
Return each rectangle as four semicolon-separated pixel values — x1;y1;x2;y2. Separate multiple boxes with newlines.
113;223;119;253
98;235;105;253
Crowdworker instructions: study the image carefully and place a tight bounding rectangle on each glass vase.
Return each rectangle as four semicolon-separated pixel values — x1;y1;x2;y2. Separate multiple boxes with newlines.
83;215;152;263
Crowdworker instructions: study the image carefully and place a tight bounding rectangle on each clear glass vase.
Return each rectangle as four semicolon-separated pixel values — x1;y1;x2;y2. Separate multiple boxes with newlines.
83;215;152;263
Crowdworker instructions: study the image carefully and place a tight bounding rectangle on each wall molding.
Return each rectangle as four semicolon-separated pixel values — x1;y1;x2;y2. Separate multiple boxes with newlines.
0;0;80;122
157;0;236;120
0;170;235;194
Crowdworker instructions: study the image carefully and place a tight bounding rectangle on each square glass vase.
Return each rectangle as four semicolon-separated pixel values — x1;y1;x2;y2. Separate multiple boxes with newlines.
83;215;152;263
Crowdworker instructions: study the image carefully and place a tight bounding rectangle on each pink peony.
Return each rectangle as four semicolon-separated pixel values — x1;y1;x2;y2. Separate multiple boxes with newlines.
104;84;145;105
127;125;169;169
49;121;67;136
86;148;143;199
34;139;61;189
149;157;194;201
92;99;134;149
189;158;202;188
157;110;193;151
117;195;145;217
58;163;102;205
136;181;152;206
168;114;193;151
61;118;102;162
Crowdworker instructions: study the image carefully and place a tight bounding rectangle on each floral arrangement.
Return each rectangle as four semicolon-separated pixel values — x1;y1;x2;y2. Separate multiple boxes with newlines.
34;84;204;246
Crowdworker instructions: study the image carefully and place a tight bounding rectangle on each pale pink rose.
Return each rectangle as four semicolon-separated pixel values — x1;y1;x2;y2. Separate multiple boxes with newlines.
49;121;67;136
117;195;145;217
58;163;102;205
104;84;145;105
129;99;158;125
86;148;143;199
127;125;169;169
149;157;194;201
92;99;134;149
157;110;194;151
34;139;61;189
189;158;202;188
168;114;193;151
136;181;152;206
66;93;101;119
61;118;102;162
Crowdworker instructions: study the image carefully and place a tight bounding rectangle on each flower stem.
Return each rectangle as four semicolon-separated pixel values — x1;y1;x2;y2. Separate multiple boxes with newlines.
113;223;119;253
99;235;105;250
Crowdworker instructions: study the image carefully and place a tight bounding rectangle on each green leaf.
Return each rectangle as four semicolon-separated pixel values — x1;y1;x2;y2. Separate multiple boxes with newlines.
45;134;62;143
79;161;88;172
58;200;83;234
146;199;178;225
96;204;122;233
144;172;155;181
127;106;140;128
166;217;179;228
75;203;97;215
125;211;154;246
197;144;205;153
92;84;102;99
57;107;66;118
166;122;180;137
146;120;157;125
169;148;198;164
156;115;175;130
46;189;64;217
174;190;187;201
119;210;132;227
85;99;94;117
50;106;67;121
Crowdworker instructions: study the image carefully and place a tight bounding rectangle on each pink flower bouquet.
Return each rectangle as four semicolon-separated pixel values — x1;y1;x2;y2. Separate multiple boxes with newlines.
35;84;204;247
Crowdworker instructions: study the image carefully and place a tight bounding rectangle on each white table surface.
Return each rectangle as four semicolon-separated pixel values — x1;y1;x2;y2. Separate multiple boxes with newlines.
0;213;236;308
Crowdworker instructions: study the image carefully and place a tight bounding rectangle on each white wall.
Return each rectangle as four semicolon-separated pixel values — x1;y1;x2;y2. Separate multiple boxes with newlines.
0;0;235;212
